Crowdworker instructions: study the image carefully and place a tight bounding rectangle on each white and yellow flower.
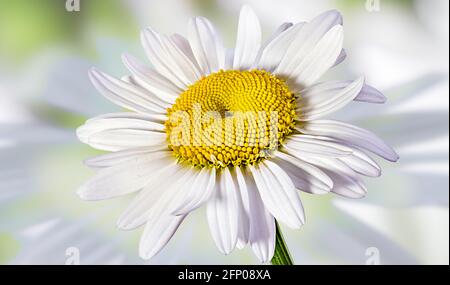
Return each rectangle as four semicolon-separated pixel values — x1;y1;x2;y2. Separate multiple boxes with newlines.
77;6;398;262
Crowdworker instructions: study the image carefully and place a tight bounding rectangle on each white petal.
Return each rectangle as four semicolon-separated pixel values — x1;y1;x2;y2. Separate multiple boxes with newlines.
274;151;333;194
139;214;185;259
84;146;167;169
77;151;173;201
89;68;167;114
285;24;344;88
254;22;292;65
170;33;202;72
188;17;225;75
256;22;305;72
284;134;353;157
122;53;180;104
298;120;399;162
225;48;235;70
332;49;346;67
160;34;202;83
141;28;188;88
169;167;216;215
233;5;261;70
339;149;381;177
233;167;250;249
87;111;167;124
206;168;239;254
242;168;275;263
249;161;305;229
298;76;365;121
301;156;367;198
354;84;386;104
274;10;342;80
116;163;192;230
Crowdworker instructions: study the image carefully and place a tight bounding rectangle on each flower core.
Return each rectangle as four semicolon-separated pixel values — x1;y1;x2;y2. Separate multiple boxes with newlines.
165;70;296;168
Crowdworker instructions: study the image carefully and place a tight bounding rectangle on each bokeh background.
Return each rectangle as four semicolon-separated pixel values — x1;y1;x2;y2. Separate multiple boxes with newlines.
0;0;448;265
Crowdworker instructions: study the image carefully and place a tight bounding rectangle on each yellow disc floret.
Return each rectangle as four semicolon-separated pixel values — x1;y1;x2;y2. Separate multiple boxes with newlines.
165;69;297;168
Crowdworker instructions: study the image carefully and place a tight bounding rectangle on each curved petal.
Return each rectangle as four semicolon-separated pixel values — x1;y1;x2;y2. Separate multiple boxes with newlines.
233;167;250;249
286;25;344;88
77;151;173;201
206;168;239;254
141;28;188;88
77;115;166;152
242;168;275;263
339;149;381;177
297;76;365;121
274;151;333;194
122;53;181;104
169;167;216;215
233;5;261;70
249;161;305;229
254;22;293;65
84;146;168;169
301;156;368;198
89;68;168;114
188;16;226;75
298;120;399;162
274;10;343;81
284;134;353;157
116;163;192;230
256;22;305;72
139;213;186;259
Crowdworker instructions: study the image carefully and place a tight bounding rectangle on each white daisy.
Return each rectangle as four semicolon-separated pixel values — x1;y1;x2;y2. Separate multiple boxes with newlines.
77;6;398;263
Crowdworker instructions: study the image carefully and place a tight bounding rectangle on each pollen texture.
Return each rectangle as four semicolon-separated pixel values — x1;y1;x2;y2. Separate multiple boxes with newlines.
165;70;297;168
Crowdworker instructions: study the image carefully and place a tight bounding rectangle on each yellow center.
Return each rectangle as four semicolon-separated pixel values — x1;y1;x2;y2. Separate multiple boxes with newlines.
165;70;296;168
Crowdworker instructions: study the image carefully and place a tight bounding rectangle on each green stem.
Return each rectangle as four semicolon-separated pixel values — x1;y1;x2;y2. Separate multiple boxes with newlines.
270;221;294;265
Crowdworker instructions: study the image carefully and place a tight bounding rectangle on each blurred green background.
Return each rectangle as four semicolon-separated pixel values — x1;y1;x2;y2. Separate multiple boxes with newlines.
0;0;448;264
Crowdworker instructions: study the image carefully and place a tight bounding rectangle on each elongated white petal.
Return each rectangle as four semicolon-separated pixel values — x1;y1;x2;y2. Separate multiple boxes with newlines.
275;10;342;79
84;146;167;169
122;53;180;104
299;79;386;105
141;28;188;88
339;149;381;177
139;213;185;259
298;76;365;121
116;163;192;230
298;120;399;162
233;167;250;249
254;22;292;65
242;168;275;263
274;151;333;194
89;68;167;114
77;151;173;201
233;5;261;70
206;168;239;254
170;33;202;73
160;35;202;83
170;167;216;215
77;113;166;152
188;17;225;75
139;165;191;259
249;161;305;229
284;134;353;157
87;111;167;124
301;156;367;198
287;25;344;87
257;22;305;72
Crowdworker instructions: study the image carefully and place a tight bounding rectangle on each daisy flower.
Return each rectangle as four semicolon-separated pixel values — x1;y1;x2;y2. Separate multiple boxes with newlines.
77;6;399;263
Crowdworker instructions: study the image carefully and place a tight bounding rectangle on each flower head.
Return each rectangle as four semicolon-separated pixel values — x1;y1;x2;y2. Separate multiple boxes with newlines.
77;6;398;262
